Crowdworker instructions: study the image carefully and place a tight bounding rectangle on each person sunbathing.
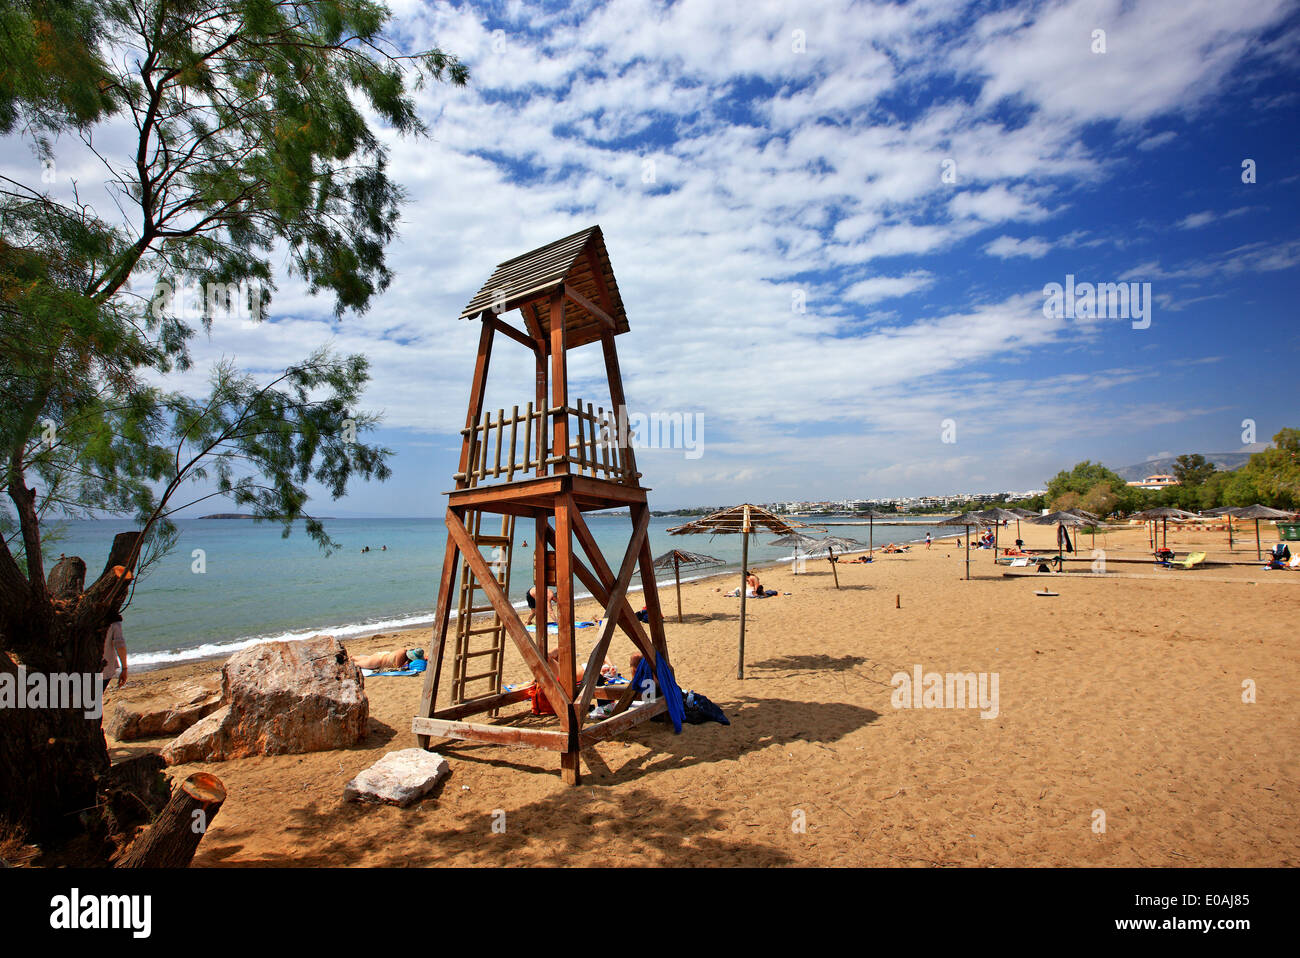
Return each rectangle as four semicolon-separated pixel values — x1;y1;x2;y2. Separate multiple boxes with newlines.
881;542;909;553
846;554;873;563
353;648;424;671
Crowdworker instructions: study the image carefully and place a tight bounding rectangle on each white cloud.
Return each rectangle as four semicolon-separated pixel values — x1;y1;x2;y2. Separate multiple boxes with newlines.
984;235;1052;259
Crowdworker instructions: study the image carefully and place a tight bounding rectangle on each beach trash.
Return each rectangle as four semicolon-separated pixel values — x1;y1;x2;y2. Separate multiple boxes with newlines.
161;635;368;764
344;749;450;807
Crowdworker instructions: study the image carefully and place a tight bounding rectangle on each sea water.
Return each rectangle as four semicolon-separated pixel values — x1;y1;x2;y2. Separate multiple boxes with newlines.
43;515;954;669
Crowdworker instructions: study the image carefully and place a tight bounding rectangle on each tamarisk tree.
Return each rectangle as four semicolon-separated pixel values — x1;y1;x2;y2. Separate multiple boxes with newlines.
0;0;465;850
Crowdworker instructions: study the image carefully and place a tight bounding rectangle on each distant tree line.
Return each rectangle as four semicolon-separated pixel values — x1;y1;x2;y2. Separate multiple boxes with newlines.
1039;427;1298;517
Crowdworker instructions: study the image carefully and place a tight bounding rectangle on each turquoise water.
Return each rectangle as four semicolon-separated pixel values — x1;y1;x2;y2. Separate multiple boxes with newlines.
43;515;949;668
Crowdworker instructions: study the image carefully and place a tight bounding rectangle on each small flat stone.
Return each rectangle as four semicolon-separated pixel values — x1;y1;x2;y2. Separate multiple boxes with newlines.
344;749;450;807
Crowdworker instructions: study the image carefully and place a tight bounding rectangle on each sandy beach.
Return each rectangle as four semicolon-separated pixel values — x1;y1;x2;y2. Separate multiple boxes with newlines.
105;522;1300;867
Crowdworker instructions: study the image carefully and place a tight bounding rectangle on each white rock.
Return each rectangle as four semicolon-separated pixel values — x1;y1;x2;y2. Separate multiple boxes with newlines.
344;748;450;807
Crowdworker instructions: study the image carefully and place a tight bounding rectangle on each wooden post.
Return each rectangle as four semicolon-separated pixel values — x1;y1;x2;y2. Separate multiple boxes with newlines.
829;557;839;588
550;290;568;475
116;773;226;868
417;524;461;746
738;506;750;680
965;525;971;580
674;556;683;623
555;494;579;786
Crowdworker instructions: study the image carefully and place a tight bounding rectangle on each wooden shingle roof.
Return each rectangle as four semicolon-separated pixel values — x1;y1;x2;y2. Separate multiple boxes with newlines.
459;226;629;349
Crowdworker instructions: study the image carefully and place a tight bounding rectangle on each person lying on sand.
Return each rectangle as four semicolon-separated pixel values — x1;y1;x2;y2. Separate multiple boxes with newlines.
353;648;425;671
881;543;909;553
845;555;873;563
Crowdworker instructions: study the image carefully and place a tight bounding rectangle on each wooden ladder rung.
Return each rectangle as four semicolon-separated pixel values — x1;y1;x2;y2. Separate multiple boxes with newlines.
472;535;511;547
464;625;504;638
462;647;501;659
462;670;502;683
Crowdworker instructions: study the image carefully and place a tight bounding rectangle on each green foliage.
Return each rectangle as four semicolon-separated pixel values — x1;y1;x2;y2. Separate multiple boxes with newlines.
0;0;465;595
1171;453;1215;487
1236;428;1300;509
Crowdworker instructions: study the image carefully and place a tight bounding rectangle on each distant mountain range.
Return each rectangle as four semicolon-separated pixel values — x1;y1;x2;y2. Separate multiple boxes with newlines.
1115;453;1252;482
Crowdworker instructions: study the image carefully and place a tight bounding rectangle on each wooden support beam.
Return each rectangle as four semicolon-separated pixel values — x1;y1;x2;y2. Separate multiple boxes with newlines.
457;318;496;484
564;286;615;329
417;526;461;746
487;314;541;354
549;290;569;476
576;505;649;724
579;698;667;749
433;687;531;722
411;716;569;752
634;502;671;663
561;512;657;665
445;508;570;727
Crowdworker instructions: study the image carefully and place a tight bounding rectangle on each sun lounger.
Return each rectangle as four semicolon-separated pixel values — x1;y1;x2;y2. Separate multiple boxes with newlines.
1159;551;1206;570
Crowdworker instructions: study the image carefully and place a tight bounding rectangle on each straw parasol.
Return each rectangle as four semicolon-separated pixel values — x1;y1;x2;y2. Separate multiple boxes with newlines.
1203;505;1238;550
1029;510;1088;568
855;509;893;556
935;512;993;580
769;531;825;576
976;507;1023;557
796;534;866;588
1131;506;1199;553
1068;509;1103;550
1225;504;1298;561
652;549;725;623
1004;507;1038;544
669;504;804;679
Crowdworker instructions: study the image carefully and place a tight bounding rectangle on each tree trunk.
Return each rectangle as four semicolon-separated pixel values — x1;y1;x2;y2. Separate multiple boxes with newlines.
0;532;141;847
115;773;226;868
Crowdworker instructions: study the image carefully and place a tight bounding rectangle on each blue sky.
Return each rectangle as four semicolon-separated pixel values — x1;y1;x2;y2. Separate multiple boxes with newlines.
6;0;1300;514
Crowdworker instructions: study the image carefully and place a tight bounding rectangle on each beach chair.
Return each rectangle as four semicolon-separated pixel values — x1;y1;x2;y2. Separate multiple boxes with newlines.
1160;551;1206;570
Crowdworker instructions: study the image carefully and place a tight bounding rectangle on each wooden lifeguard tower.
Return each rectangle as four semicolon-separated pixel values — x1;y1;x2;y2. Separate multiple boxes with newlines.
413;226;674;785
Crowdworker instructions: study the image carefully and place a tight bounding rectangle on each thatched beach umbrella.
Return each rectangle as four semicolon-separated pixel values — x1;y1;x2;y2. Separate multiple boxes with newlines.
1068;509;1103;550
1005;507;1038;544
1030;511;1088;568
769;531;825;576
652;549;725;623
1203;505;1237;550
669;504;803;679
798;535;866;588
936;512;993;580
1131;506;1199;553
855;509;892;556
976;507;1023;557
1227;504;1297;561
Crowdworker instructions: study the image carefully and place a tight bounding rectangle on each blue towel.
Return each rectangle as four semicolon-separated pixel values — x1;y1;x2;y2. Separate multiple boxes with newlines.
630;655;684;734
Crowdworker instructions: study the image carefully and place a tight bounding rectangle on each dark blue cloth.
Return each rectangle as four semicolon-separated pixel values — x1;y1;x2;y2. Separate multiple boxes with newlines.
631;656;685;733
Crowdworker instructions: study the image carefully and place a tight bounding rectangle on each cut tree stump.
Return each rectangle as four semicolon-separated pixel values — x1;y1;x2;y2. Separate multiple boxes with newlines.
115;772;226;868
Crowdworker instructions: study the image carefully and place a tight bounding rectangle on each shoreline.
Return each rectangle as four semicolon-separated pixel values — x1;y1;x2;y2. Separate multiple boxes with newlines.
124;531;959;675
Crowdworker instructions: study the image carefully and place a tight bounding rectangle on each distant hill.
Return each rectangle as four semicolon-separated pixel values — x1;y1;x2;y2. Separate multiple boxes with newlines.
199;513;256;519
1115;453;1252;482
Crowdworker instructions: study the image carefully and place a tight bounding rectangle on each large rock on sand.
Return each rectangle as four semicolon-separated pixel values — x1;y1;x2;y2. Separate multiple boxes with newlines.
344;749;450;807
107;678;223;741
161;635;368;765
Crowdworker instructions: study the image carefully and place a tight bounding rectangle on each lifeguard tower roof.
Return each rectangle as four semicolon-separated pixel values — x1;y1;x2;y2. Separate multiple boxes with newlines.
459;225;629;349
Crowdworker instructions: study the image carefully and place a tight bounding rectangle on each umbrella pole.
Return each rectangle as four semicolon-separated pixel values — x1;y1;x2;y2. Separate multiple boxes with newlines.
965;524;970;580
830;556;839;589
1228;515;1233;550
869;516;874;557
1256;519;1261;562
738;531;749;680
674;557;683;624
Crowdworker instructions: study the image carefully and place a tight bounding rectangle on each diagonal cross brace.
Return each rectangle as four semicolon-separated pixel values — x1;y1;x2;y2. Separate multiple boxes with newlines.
445;508;571;728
